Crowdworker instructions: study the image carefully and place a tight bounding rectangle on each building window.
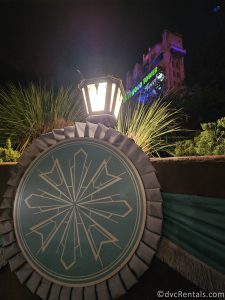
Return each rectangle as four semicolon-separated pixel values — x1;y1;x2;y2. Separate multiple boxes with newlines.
176;72;179;78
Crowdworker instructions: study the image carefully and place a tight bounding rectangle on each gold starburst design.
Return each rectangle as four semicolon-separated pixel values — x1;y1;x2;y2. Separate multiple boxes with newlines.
25;148;132;270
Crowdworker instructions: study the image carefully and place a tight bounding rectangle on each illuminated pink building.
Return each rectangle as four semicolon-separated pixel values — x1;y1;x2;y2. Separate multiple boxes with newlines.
126;30;186;99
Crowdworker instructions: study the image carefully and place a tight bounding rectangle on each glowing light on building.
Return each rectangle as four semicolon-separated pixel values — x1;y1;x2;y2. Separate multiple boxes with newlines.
123;66;158;102
125;30;186;104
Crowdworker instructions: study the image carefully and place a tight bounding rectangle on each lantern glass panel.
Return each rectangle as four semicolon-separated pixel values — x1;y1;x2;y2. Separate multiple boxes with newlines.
81;88;89;114
110;83;116;112
88;82;107;112
114;89;122;118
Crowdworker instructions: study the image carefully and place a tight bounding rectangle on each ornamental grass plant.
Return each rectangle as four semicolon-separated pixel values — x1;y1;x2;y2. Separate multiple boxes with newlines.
0;83;86;152
117;99;182;157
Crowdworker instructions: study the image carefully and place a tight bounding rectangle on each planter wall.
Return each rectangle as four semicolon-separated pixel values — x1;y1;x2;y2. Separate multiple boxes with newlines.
151;156;225;294
151;155;225;198
0;157;225;300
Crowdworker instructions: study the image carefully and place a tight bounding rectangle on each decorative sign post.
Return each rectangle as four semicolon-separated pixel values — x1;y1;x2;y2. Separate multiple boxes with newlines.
0;75;163;300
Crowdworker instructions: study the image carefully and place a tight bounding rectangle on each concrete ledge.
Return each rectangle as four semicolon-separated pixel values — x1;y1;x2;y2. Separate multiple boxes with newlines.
151;156;225;198
151;155;225;162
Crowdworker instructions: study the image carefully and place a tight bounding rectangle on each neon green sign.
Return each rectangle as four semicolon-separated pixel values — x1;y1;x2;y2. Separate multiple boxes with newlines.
123;66;158;102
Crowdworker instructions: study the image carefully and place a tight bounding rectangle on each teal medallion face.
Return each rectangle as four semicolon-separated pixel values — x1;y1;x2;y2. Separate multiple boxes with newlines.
14;138;146;286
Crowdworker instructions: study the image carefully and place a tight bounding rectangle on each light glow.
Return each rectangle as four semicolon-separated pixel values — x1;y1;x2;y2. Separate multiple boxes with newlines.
87;82;107;112
79;76;125;120
124;66;158;102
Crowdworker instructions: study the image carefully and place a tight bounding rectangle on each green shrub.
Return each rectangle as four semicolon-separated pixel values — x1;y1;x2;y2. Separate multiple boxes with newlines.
174;117;225;156
0;138;20;162
175;140;196;156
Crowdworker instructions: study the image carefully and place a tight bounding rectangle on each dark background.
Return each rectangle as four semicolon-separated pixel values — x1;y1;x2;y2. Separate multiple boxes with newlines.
0;0;224;88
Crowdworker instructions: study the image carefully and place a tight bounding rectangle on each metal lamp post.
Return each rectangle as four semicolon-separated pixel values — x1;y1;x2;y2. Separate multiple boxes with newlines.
79;75;125;128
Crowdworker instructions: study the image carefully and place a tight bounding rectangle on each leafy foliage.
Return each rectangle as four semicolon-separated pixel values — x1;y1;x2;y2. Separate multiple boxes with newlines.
175;117;225;156
117;99;182;157
0;83;86;151
0;138;20;162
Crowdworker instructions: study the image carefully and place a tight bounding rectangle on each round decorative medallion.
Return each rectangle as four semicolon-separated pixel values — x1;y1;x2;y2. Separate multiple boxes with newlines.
14;138;146;286
0;122;163;300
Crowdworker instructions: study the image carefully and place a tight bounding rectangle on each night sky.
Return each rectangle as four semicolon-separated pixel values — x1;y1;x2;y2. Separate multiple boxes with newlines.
0;0;224;87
